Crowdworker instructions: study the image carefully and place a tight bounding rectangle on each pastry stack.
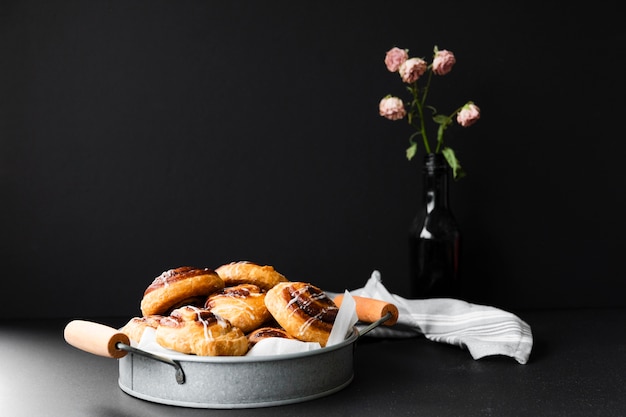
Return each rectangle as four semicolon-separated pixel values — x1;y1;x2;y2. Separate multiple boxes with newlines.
120;261;339;356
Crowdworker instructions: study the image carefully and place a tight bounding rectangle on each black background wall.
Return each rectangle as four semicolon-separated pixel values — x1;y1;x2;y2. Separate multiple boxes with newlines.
1;1;624;319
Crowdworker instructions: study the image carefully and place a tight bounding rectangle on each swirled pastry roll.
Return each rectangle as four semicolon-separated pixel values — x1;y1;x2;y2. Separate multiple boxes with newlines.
214;261;288;291
247;326;295;347
204;284;271;333
155;306;248;356
120;315;164;344
140;266;225;316
264;282;338;347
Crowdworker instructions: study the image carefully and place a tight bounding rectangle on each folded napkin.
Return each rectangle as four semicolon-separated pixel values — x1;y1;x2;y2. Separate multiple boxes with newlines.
341;270;533;364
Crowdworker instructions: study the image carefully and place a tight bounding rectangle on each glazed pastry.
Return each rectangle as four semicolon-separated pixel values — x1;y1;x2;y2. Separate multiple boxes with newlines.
204;284;271;333
155;306;249;356
264;282;338;347
119;315;164;344
214;261;288;291
247;326;295;347
140;266;225;316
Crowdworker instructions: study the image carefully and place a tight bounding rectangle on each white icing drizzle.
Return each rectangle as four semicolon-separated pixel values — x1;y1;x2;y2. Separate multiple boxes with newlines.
208;287;264;322
187;305;215;341
217;298;257;320
286;285;338;337
156;270;171;287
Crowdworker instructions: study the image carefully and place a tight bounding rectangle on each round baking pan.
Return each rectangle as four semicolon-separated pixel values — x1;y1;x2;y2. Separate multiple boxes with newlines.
117;328;358;408
63;296;397;408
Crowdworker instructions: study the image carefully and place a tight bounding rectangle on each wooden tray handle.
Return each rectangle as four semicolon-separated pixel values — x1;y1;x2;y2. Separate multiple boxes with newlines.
334;294;399;326
64;320;130;359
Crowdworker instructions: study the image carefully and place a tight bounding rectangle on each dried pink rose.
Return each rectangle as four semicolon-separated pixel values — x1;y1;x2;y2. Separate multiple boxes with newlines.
384;47;409;72
379;96;406;121
432;49;456;75
456;103;481;127
379;44;480;177
399;58;428;83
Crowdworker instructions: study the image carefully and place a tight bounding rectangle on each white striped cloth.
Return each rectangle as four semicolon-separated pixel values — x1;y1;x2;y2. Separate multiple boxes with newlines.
347;270;533;364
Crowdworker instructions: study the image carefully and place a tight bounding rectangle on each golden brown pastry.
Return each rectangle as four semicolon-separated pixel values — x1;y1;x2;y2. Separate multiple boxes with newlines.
247;326;295;347
204;284;271;333
140;266;225;316
264;282;338;347
119;315;164;343
214;261;288;291
155;306;249;356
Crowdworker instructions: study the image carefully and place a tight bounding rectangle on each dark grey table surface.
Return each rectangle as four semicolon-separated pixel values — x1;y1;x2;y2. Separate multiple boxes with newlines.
1;308;625;417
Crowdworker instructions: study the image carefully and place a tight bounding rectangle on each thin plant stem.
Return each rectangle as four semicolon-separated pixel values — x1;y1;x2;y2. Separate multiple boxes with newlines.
411;73;434;154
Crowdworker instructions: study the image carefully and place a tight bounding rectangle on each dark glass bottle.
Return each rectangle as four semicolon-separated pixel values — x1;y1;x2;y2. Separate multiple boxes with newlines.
409;153;460;298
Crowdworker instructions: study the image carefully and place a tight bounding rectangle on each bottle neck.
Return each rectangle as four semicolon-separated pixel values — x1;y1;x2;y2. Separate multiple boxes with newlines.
422;153;450;211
